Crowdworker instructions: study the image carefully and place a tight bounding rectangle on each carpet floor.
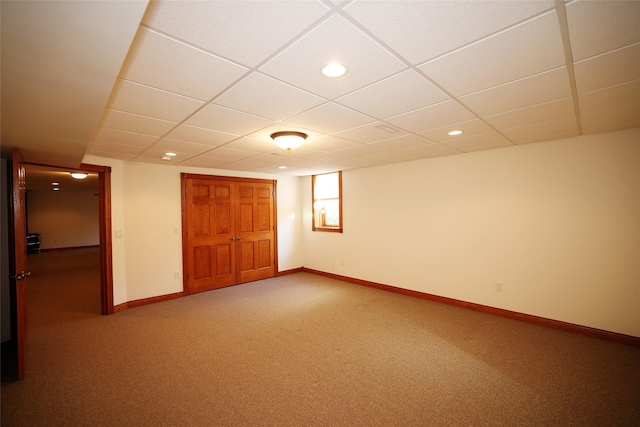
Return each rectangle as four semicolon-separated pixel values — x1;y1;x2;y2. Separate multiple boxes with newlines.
2;248;639;426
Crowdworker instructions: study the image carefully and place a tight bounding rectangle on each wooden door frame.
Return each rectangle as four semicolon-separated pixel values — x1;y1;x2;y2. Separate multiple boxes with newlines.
79;163;114;315
180;173;278;295
10;150;28;380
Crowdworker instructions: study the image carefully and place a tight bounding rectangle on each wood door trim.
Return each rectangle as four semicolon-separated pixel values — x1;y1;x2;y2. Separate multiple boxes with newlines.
80;163;113;315
181;173;275;185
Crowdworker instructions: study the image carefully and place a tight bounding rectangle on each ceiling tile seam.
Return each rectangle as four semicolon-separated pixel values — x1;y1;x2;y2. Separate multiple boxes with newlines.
415;8;558;67
335;5;518;147
137;25;251;72
572;40;640;65
555;0;583;135
483;96;575;121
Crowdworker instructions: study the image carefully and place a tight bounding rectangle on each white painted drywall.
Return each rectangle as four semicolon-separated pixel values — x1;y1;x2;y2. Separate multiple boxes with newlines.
82;156;302;305
302;128;640;337
26;191;99;249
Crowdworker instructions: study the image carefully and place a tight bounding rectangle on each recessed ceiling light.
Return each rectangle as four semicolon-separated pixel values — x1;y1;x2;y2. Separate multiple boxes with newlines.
52;182;60;186
70;172;88;179
279;166;287;169
448;130;463;136
165;152;177;157
322;62;346;78
53;187;60;191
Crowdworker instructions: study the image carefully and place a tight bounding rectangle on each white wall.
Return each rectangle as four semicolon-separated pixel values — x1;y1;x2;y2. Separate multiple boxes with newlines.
27;191;99;249
82;156;302;305
302;128;640;337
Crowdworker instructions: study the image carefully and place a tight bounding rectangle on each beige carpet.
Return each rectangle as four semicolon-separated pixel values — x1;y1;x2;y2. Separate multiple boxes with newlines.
2;248;639;426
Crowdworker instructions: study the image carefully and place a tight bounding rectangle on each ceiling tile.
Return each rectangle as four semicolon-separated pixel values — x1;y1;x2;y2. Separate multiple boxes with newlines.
386;100;476;134
368;134;435;150
419;120;496;144
420;11;565;96
335;70;449;119
85;149;137;162
196;147;257;161
334;121;409;143
88;141;146;157
578;80;640;114
184;104;272;136
574;43;640;94
260;14;406;100
396;143;462;159
501;115;578;143
483;97;576;130
459;67;572;117
221;137;277;154
566;0;640;62
142;0;329;68
285;102;374;134
164;124;238;147
119;27;248;101
304;135;362;152
97;109;177;137
107;79;205;122
441;132;513;153
509;129;580;146
345;1;554;64
581;103;640;135
92;127;158;147
214;73;325;121
176;156;230;168
149;139;216;156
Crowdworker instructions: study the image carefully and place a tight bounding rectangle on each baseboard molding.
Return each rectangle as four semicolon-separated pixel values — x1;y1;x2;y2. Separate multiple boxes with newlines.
302;268;640;348
113;292;185;313
277;267;304;276
38;245;100;253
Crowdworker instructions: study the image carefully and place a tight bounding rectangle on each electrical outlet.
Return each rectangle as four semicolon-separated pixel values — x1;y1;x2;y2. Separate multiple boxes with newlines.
495;282;503;292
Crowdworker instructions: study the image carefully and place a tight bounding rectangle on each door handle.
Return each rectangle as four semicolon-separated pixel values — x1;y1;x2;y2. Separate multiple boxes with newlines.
10;271;30;281
229;237;242;241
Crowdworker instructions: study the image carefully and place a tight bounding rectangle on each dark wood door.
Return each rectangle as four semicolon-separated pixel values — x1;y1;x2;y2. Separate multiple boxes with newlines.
11;150;29;380
182;175;276;294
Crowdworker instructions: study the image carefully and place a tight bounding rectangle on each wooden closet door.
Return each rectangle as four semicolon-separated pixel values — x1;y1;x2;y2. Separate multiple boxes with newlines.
235;181;275;284
183;175;276;294
184;179;236;293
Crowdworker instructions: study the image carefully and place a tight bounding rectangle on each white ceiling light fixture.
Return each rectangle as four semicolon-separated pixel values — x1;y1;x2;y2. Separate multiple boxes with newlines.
448;130;463;136
165;152;177;157
271;131;307;150
322;62;346;77
70;172;88;179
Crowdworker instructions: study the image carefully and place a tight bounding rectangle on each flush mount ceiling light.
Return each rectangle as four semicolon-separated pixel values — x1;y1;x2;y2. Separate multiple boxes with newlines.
448;130;463;136
271;131;307;150
165;152;177;157
322;62;346;77
70;172;88;179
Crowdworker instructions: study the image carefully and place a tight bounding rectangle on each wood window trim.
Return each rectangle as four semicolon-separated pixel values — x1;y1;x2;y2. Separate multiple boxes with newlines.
312;171;343;233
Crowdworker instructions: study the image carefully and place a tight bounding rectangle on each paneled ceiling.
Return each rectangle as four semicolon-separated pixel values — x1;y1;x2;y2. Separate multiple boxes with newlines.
2;0;639;176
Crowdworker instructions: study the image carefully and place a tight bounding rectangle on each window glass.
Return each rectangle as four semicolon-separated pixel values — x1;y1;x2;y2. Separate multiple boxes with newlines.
312;172;342;233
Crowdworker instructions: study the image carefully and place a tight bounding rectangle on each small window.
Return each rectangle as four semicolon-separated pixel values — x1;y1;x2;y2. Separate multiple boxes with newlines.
312;171;342;233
